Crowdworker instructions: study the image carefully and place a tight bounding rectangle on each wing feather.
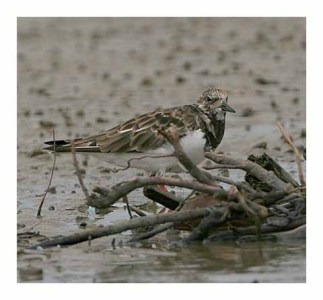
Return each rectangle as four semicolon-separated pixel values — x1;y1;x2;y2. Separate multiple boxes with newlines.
44;105;203;153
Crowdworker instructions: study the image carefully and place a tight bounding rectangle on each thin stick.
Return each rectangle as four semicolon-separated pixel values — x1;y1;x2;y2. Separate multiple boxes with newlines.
276;121;305;186
203;164;246;170
210;174;255;193
235;191;262;239
71;140;91;201
129;223;175;242
130;206;147;217
37;129;56;217
123;195;133;219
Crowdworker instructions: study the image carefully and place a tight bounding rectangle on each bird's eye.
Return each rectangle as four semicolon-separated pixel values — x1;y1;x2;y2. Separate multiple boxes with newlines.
207;96;213;102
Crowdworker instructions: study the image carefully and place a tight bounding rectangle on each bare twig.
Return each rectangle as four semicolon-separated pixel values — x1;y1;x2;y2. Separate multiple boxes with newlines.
123;195;133;219
184;207;229;242
130;206;147;217
37;129;56;218
276;121;305;186
129;223;175;242
71;140;91;201
235;191;262;238
210;174;255;193
203;164;246;170
108;154;175;173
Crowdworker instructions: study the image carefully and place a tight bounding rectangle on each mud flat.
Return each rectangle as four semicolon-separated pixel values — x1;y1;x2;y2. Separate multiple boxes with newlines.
17;18;305;283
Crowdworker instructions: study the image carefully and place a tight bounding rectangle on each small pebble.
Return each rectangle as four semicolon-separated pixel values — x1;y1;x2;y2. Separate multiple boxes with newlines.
19;266;43;281
292;97;299;104
255;77;278;85
183;61;192;70
48;187;56;194
102;72;110;80
154;69;162;76
34;109;44;115
141;77;153;86
175;76;186;84
199;69;210;76
252;141;267;149
76;110;85;117
241;107;255;117
270;100;278;110
96;117;109;123
39;120;56;129
23;110;31;117
79;222;87;228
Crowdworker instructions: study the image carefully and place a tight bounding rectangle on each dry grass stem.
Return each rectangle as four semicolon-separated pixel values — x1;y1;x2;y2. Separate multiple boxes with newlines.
276;121;305;186
37;129;56;217
71;141;91;201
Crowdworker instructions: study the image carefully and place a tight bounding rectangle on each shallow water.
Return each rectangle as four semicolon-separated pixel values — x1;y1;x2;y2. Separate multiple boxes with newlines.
18;237;305;283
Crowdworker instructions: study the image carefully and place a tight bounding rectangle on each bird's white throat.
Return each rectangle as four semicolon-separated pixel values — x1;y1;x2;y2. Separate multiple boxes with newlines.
214;108;225;121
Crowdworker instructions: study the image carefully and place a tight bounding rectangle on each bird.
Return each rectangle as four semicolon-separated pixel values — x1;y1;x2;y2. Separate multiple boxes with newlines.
44;88;235;173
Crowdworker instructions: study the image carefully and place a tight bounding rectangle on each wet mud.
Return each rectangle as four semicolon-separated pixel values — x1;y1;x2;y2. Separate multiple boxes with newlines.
17;17;306;282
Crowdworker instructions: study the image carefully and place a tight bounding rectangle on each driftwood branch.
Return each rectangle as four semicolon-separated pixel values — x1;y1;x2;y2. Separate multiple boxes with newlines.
248;153;299;187
205;152;289;191
31;206;222;248
90;176;224;209
232;215;306;235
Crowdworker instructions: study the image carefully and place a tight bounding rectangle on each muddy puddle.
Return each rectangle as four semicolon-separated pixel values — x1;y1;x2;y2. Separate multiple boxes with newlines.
17;18;306;282
18;237;305;283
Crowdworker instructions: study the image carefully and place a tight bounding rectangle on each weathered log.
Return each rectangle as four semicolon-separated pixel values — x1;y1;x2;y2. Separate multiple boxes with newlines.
246;153;299;189
31;206;221;248
205;152;289;191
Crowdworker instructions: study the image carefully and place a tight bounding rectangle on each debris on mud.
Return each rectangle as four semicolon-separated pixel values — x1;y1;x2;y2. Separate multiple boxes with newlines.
29;123;306;249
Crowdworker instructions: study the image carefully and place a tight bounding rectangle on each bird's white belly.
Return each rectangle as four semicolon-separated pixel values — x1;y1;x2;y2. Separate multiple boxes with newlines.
89;130;205;173
178;129;205;165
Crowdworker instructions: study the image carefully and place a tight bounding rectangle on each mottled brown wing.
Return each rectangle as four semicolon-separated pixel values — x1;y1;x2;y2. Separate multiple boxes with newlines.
44;105;200;153
97;106;199;152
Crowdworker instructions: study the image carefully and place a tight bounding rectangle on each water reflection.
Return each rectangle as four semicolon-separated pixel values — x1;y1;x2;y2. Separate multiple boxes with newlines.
93;241;305;283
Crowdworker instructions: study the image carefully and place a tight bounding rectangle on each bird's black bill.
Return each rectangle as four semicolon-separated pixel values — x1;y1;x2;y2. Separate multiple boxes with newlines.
221;102;236;113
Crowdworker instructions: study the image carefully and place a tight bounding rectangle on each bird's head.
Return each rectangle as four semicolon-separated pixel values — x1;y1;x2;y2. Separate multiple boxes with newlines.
197;88;236;121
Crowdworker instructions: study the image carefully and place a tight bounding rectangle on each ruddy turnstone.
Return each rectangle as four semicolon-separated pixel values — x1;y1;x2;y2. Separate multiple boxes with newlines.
44;88;235;173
